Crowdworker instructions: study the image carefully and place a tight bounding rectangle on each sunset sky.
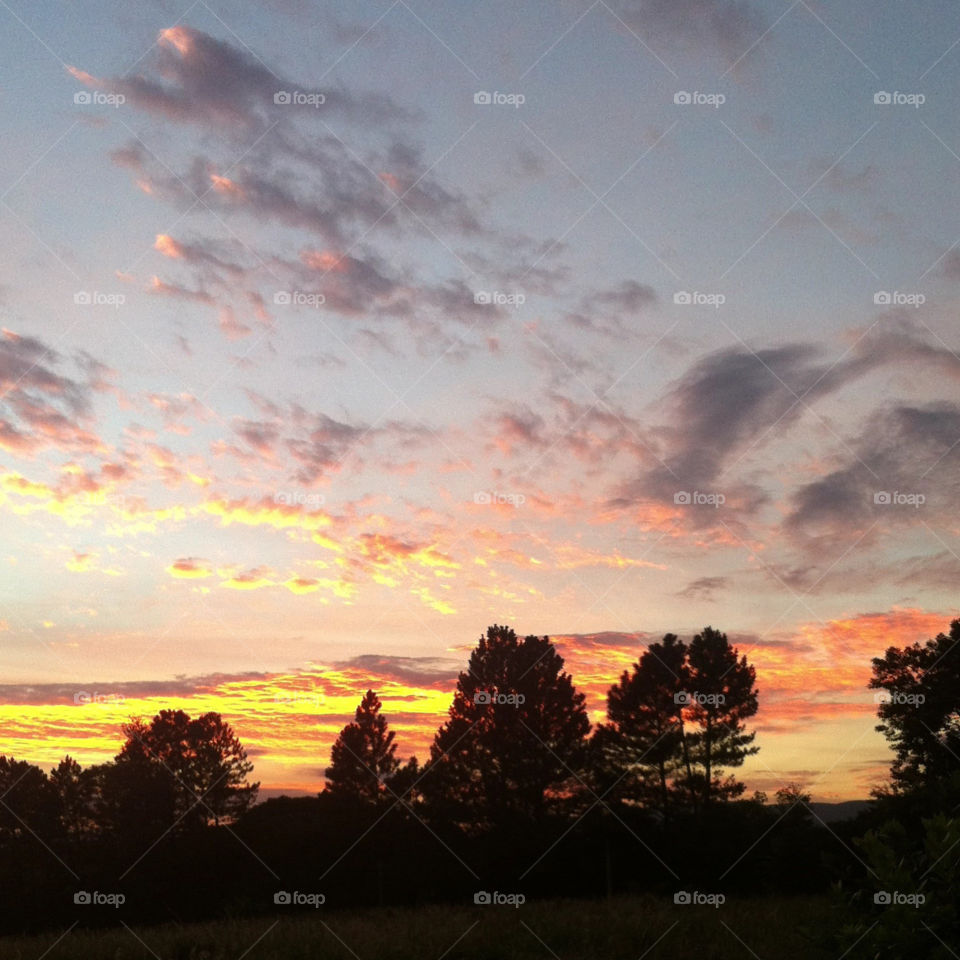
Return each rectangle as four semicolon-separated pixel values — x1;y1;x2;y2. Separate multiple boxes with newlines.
1;0;959;801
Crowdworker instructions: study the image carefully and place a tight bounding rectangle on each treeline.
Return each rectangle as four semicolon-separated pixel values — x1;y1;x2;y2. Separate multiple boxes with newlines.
1;620;959;952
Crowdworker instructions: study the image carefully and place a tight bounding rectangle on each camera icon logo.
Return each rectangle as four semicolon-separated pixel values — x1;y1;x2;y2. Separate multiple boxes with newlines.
674;491;691;505
674;91;692;105
874;891;892;905
673;291;691;305
273;291;291;305
674;691;692;705
874;491;891;505
474;91;492;105
873;291;891;305
874;91;891;105
473;491;492;505
474;891;492;904
274;91;291;104
474;691;492;705
74;91;92;105
674;891;691;904
74;291;92;305
474;291;491;305
274;891;292;904
74;891;92;904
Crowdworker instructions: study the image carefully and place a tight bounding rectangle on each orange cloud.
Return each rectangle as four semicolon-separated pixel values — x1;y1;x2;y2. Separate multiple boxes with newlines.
66;552;96;573
220;569;274;590
154;234;184;259
301;250;350;273
167;557;213;579
158;25;195;56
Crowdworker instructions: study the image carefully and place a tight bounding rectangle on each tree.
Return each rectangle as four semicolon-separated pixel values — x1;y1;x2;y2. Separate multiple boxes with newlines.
49;756;96;836
115;710;258;829
324;689;399;804
598;633;688;815
0;757;57;843
87;758;178;842
677;626;759;808
597;627;759;814
422;624;589;829
869;618;960;793
387;756;422;809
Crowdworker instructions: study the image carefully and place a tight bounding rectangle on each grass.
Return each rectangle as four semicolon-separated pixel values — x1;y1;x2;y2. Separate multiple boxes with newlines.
0;894;838;960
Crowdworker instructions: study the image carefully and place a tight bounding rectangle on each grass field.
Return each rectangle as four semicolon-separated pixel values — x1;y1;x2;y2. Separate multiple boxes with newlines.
0;895;839;959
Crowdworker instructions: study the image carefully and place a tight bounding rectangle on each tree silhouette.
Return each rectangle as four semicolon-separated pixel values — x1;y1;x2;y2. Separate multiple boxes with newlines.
116;709;258;829
598;628;758;814
679;626;759;808
869;617;960;792
0;757;57;842
49;755;95;835
88;754;180;843
324;689;399;804
423;624;589;829
598;633;688;816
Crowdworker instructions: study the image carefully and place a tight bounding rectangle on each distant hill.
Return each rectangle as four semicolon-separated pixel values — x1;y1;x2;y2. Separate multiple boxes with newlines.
809;800;870;823
256;789;872;822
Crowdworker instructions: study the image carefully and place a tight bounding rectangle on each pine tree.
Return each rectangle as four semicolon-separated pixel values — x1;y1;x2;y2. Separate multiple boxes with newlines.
325;689;399;804
599;633;688;816
679;626;759;807
422;624;589;829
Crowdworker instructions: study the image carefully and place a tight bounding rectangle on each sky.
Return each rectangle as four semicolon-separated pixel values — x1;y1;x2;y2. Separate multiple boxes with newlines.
1;0;959;801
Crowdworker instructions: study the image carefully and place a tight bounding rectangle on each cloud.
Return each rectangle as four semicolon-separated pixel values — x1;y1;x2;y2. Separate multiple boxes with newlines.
227;403;429;484
785;401;960;549
68;26;405;132
807;158;880;193
333;654;460;689
0;330;102;458
66;551;97;573
148;275;215;305
677;575;729;600
613;0;768;68
564;279;658;336
220;568;274;590
167;557;214;578
630;324;960;515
